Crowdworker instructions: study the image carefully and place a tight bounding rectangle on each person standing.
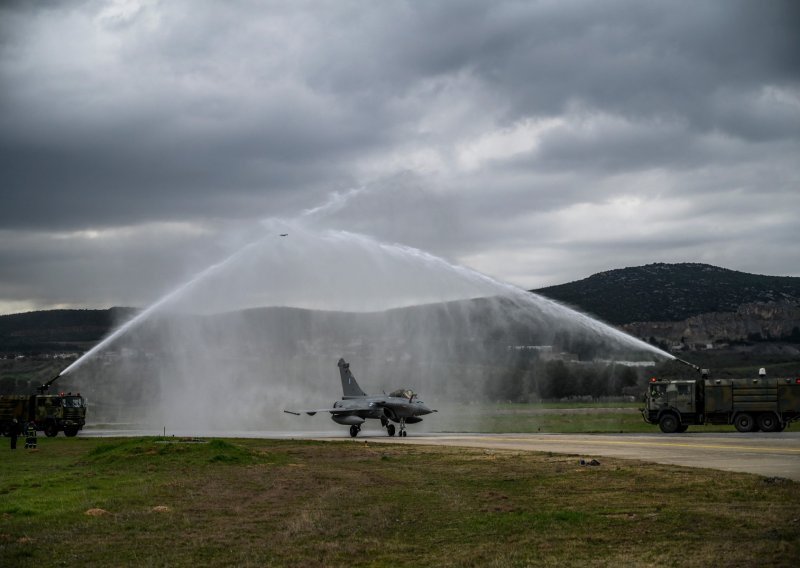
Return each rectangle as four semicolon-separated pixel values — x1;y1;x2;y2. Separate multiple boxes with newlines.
24;421;37;449
10;418;20;450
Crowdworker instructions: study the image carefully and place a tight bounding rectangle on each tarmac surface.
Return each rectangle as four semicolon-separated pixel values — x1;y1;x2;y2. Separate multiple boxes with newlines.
83;427;800;481
362;432;800;481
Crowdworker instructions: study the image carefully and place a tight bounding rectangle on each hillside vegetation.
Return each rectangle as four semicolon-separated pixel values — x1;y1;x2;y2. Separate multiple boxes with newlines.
0;308;136;353
534;263;800;324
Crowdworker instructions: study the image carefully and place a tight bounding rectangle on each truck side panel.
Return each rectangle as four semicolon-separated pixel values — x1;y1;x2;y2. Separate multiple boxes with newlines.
732;380;778;412
777;382;800;417
0;395;34;434
704;380;731;413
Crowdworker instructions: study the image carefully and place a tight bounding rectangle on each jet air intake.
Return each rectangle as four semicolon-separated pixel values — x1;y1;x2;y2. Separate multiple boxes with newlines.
332;415;365;426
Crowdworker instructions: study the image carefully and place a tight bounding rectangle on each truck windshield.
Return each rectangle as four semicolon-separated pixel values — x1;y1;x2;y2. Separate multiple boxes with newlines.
64;397;83;408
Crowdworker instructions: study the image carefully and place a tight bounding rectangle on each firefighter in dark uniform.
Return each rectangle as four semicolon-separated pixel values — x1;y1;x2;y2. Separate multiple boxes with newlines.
24;421;37;449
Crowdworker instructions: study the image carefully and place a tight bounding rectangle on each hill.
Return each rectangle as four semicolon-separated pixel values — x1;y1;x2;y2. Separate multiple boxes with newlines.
0;308;136;353
533;263;800;325
2;265;799;402
3;263;799;354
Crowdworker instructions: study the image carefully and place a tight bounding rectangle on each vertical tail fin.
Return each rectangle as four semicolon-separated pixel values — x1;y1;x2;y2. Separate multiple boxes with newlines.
338;358;367;398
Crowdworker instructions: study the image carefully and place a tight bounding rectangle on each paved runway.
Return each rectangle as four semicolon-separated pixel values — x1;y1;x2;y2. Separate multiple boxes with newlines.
361;432;800;481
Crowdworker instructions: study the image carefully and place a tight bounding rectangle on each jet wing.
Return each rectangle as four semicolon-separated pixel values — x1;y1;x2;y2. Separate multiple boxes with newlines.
283;405;374;416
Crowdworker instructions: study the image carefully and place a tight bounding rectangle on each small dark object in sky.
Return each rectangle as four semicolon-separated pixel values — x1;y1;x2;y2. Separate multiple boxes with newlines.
279;233;288;237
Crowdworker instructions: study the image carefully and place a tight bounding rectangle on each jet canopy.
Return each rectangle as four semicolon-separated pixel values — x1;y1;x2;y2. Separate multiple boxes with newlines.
388;388;416;400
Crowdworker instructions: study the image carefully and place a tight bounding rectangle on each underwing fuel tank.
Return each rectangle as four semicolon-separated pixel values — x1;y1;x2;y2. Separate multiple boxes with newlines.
332;415;366;426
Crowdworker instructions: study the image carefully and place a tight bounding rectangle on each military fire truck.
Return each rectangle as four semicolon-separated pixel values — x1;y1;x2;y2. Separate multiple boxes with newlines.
642;360;800;433
0;373;86;437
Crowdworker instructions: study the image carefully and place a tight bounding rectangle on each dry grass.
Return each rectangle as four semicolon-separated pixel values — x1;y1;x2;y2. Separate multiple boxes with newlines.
0;437;798;567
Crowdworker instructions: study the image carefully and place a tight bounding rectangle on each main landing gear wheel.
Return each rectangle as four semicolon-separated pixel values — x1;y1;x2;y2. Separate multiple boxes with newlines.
386;424;396;437
349;425;361;438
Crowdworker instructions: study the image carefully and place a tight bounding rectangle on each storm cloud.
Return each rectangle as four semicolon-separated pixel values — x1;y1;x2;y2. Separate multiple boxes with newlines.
1;0;798;313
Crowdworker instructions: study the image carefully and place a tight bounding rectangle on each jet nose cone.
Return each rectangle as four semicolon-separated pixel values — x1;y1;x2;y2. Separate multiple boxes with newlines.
417;402;434;415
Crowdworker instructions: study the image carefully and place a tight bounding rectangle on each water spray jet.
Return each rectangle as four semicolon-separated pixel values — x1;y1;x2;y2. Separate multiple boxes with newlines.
57;232;291;378
63;211;675;431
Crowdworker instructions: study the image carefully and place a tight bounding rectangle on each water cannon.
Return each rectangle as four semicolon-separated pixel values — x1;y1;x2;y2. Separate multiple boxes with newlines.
673;358;709;378
37;371;65;394
672;357;698;370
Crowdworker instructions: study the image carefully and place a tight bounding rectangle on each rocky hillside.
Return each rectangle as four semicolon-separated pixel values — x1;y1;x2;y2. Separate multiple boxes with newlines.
534;263;800;345
620;301;800;346
534;263;800;324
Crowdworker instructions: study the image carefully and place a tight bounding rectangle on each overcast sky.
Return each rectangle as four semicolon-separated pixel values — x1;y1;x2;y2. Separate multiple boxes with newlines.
1;0;799;315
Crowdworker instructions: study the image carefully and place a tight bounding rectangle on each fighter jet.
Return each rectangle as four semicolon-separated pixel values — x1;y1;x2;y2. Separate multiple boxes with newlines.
284;358;436;437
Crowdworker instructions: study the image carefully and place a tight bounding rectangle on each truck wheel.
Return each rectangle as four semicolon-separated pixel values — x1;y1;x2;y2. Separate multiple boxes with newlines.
659;413;680;433
734;413;756;433
757;414;779;432
64;426;79;437
676;425;689;433
44;424;59;437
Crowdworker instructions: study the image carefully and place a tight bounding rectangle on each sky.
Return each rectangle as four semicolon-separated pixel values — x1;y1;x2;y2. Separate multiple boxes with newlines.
1;0;799;315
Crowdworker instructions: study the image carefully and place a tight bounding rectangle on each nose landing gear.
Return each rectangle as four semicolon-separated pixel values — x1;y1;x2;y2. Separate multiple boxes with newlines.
380;416;412;437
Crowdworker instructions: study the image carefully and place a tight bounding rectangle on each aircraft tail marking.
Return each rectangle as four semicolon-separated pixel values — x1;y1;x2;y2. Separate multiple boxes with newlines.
338;358;367;398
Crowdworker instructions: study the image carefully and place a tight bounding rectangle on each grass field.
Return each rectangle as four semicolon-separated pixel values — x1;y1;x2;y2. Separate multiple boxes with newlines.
1;437;798;567
437;403;741;434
